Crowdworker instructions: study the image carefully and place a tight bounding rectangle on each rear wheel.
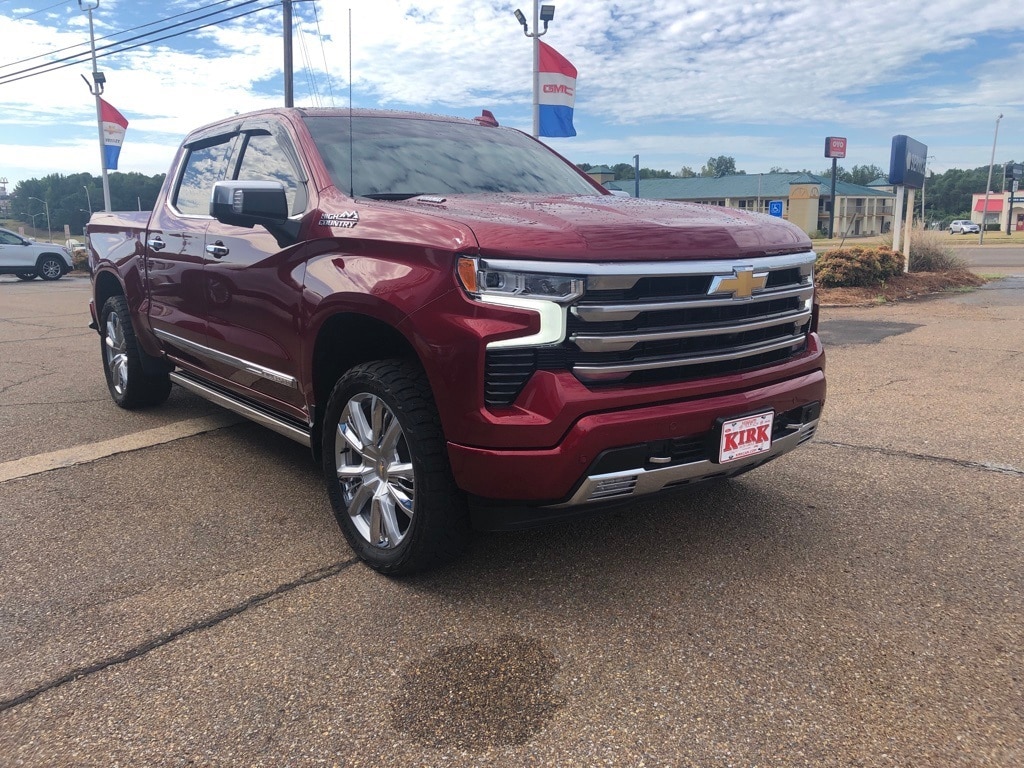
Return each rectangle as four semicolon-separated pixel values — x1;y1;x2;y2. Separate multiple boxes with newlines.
100;295;172;408
322;359;468;575
38;256;65;281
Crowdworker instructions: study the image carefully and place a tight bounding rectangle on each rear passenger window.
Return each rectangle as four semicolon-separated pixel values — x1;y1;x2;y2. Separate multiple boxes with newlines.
236;132;306;215
175;137;235;215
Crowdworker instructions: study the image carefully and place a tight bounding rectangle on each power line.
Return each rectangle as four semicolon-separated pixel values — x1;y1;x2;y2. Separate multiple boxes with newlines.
1;0;246;72
0;0;266;79
295;18;320;107
312;0;336;107
0;1;278;86
11;0;65;21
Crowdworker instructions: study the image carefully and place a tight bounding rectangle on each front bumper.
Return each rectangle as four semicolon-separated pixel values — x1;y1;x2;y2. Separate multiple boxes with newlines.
447;367;825;510
554;413;817;508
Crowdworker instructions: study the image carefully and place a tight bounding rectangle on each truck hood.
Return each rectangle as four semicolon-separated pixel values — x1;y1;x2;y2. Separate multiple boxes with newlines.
394;193;812;261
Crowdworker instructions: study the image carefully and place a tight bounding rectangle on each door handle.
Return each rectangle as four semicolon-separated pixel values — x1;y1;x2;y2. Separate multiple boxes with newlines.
205;242;229;258
147;237;166;251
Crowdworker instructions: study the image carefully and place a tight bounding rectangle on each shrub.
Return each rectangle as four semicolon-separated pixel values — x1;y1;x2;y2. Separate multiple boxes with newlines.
876;248;905;279
815;246;901;287
881;225;966;272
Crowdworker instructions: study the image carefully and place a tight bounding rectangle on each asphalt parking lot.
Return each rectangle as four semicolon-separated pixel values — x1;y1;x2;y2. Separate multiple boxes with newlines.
1;262;1022;767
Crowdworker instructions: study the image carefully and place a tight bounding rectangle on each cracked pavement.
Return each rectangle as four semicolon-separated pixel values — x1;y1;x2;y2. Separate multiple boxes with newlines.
0;267;1021;766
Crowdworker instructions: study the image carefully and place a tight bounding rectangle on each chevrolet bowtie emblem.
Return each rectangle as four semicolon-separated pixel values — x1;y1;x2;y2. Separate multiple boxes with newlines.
708;268;768;300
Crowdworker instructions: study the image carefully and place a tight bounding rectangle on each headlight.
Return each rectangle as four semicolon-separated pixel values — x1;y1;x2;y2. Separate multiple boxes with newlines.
457;257;583;303
456;256;584;349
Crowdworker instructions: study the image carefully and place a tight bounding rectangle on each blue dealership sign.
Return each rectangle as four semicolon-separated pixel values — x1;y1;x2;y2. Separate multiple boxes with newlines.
888;135;928;189
768;200;784;217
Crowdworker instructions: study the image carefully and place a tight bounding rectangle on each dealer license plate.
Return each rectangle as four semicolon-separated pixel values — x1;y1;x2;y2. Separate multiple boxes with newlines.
719;412;774;463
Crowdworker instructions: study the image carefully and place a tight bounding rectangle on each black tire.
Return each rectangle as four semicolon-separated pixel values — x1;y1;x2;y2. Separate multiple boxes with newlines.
100;295;172;409
322;359;469;575
38;255;65;281
16;272;37;281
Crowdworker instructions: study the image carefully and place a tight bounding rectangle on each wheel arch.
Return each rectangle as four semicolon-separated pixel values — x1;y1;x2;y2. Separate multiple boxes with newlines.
309;311;420;460
93;269;126;322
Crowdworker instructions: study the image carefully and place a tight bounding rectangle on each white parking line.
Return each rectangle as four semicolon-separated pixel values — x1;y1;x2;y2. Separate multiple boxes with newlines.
0;414;241;483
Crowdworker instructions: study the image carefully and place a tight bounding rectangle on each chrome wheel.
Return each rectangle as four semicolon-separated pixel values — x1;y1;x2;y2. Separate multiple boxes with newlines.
335;392;415;549
104;310;129;396
323;360;469;574
98;295;171;408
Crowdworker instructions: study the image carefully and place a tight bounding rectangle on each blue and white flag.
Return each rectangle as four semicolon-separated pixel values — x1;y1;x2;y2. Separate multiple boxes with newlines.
538;41;576;138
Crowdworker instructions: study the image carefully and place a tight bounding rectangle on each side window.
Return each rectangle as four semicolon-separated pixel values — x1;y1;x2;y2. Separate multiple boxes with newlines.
0;231;23;245
174;137;235;215
235;132;305;215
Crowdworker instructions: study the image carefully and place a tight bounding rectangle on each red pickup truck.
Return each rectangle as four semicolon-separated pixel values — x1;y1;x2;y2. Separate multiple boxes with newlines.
88;108;825;574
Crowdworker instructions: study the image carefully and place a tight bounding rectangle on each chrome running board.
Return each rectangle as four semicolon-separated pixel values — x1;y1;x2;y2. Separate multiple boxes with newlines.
169;371;311;447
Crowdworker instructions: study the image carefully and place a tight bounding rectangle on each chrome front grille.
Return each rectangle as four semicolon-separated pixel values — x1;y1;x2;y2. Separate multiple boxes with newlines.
567;252;815;385
482;251;816;406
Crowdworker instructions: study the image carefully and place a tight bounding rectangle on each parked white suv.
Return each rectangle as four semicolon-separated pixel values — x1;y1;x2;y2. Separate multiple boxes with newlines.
0;227;73;280
949;220;980;235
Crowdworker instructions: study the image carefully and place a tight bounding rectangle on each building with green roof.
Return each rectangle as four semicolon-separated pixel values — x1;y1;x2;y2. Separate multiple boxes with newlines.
603;173;896;237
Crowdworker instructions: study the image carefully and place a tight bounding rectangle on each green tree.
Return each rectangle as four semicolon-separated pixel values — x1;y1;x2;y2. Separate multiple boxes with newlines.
817;164;886;185
611;162;635;180
848;164;886;185
700;156;744;177
9;172;166;239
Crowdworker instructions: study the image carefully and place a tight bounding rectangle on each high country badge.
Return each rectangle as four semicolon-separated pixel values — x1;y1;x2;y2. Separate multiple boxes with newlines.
319;210;359;229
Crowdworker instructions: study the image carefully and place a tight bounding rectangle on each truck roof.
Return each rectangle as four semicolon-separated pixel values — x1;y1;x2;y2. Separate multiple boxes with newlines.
185;107;492;140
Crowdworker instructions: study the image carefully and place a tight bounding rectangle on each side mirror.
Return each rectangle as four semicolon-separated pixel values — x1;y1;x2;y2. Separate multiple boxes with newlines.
210;180;289;229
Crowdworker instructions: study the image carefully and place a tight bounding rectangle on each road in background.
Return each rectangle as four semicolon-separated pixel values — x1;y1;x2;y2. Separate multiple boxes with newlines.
1;274;1021;766
952;244;1024;275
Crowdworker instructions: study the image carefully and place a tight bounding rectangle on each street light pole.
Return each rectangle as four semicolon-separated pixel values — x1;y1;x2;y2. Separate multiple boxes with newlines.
979;114;1002;245
78;0;112;212
83;185;93;214
29;196;52;244
512;2;555;137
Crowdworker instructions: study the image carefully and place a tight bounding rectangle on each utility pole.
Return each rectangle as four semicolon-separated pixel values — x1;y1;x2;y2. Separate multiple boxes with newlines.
979;114;1002;245
78;0;111;212
283;0;294;107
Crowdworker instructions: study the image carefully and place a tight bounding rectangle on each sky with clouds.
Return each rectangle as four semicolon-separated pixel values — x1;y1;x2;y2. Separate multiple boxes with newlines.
1;0;1022;191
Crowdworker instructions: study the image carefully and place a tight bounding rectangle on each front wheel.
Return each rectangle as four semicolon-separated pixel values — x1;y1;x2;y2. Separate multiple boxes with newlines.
38;256;65;281
16;272;37;281
100;295;172;408
322;359;468;575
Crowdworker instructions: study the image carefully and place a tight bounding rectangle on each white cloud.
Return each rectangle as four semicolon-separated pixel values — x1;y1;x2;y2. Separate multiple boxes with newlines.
1;0;1022;189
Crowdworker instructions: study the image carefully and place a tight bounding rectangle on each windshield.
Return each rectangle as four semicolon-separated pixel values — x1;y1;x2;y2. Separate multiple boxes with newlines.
303;115;600;199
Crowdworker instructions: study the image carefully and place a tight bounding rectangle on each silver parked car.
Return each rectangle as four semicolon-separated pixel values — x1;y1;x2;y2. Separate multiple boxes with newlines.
949;219;980;235
0;227;74;280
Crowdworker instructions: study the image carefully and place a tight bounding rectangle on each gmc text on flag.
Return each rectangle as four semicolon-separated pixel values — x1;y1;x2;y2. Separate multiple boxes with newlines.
537;41;577;138
100;98;129;170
